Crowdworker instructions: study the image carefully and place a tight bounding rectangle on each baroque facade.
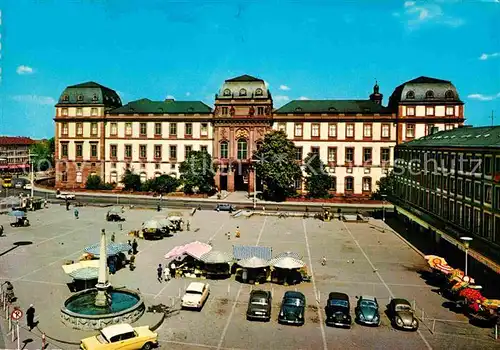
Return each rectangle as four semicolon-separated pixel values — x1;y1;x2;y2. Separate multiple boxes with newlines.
54;75;465;196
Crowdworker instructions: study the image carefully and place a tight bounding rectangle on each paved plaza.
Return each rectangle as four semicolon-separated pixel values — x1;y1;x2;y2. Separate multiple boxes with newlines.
0;204;497;349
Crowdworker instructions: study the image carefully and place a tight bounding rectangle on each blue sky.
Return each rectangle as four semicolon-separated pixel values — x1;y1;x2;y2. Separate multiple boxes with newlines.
1;0;499;138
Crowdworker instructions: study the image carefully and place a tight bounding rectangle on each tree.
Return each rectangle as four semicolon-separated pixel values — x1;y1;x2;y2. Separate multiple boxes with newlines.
121;169;142;191
372;171;395;200
303;152;332;198
30;137;54;171
179;150;216;194
86;175;102;190
253;130;302;201
144;175;179;194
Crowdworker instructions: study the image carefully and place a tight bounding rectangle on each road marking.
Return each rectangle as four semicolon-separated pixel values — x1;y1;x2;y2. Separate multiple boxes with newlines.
208;222;226;242
13;248;82;281
154;284;169;299
341;221;433;350
302;219;328;350
216;217;267;350
159;339;247;350
34;222;94;245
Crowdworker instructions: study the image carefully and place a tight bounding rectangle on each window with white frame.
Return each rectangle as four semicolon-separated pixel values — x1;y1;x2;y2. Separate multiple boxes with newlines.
406;124;415;138
139;145;147;159
346;124;354;138
362;177;372;192
110;123;118;135
62;122;68;135
62;108;68;116
278;123;286;132
328;123;337;138
76;123;83;136
406;107;415;116
91;123;98;136
363;124;372;138
125;122;132;136
446;106;454;116
169;145;177;159
140;123;147;136
220;141;228;158
328;147;337;163
91;107;98;116
345;147;354;163
311;124;320;137
169;123;177;136
345;177;354;191
294;123;303;137
426;106;434;116
201;123;208;136
125;145;132;158
154;145;162;159
76;108;83;116
155;123;162;135
381;124;390;138
76;171;82;183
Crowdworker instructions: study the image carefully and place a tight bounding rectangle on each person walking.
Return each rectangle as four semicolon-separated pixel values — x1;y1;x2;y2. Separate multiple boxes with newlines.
127;240;132;254
170;263;176;278
129;254;136;271
186;220;190;231
27;304;35;330
235;226;241;238
132;239;138;254
74;208;79;219
111;232;116;243
157;264;163;282
0;225;4;236
65;200;70;211
164;266;170;281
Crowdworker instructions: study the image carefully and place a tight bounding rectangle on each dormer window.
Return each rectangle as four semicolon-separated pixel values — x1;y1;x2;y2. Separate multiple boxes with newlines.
223;89;231;96
445;90;455;99
255;88;263;96
92;94;98;102
239;89;247;96
63;95;69;101
77;95;84;102
406;90;415;99
295;107;303;112
425;90;434;99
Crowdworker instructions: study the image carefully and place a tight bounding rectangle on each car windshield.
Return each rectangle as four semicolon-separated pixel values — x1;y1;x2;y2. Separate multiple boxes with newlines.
360;300;377;308
186;289;202;295
395;304;412;312
284;298;304;307
329;299;348;308
251;298;268;305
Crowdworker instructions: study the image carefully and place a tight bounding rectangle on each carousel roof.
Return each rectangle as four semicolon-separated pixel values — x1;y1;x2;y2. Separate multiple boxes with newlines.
237;256;269;268
200;250;233;264
233;245;272;261
269;256;305;269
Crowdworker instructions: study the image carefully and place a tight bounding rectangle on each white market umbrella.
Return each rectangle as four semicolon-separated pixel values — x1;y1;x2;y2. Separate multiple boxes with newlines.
270;256;305;269
200;250;233;264
142;219;161;230
237;256;269;269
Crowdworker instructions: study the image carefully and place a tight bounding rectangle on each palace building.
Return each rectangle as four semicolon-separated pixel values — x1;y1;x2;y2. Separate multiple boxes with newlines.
54;75;465;196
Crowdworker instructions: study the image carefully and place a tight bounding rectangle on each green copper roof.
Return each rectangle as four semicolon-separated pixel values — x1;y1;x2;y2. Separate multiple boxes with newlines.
57;81;122;107
109;98;212;114
274;99;390;114
226;74;263;82
401;126;500;149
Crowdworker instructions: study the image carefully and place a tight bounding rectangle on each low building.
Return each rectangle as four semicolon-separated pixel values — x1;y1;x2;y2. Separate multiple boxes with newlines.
0;136;34;172
53;75;465;196
394;126;500;255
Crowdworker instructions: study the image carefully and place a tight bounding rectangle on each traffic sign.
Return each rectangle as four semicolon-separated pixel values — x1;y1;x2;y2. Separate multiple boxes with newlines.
10;308;23;321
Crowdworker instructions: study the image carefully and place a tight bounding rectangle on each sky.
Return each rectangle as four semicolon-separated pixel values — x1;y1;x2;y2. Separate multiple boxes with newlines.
0;0;499;138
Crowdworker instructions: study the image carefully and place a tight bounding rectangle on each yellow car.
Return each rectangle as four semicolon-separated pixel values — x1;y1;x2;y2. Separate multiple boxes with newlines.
80;323;158;350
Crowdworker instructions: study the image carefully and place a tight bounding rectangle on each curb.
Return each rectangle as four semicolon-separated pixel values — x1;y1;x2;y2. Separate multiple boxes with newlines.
36;326;80;346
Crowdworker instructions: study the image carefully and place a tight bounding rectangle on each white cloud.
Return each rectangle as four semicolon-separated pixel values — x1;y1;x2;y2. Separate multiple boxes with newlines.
400;1;464;29
273;95;290;105
279;85;290;91
186;92;191;96
479;52;500;60
11;94;56;105
16;65;34;75
299;96;310;100
166;95;175;99
467;93;500;101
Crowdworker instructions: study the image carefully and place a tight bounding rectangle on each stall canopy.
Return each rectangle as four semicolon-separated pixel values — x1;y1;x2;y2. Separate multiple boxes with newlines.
142;220;161;230
269;256;305;269
274;251;302;260
69;267;99;280
84;242;131;257
9;210;26;217
158;218;173;228
237;256;269;269
165;241;212;260
62;260;99;274
200;250;233;264
233;245;272;261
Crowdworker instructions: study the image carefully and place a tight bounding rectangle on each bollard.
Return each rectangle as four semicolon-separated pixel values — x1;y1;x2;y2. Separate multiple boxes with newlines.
16;322;20;350
42;333;46;349
171;297;175;307
11;322;15;342
8;314;12;331
227;284;230;295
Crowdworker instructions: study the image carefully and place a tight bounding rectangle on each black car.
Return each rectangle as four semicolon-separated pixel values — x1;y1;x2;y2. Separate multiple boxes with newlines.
325;292;352;328
387;298;419;331
215;204;235;212
246;290;272;321
355;295;381;326
278;291;305;325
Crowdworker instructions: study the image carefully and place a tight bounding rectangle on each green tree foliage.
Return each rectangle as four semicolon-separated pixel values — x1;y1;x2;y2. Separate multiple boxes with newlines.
143;175;179;194
30;137;55;171
372;171;395;200
253;130;302;201
121;169;142;191
85;175;114;190
179;150;216;194
303;152;332;198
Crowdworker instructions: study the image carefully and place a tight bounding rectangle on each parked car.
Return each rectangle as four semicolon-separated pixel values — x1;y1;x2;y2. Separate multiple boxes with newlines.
14;181;24;189
278;291;305;325
355;295;381;326
23;183;32;190
387;298;419;331
56;192;75;200
325;292;352;328
79;323;158;350
181;282;210;310
215;203;235;212
246;290;272;321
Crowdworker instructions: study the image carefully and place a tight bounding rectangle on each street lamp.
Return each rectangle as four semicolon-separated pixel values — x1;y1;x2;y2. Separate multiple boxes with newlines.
251;160;260;209
460;236;473;276
381;194;387;223
28;150;38;198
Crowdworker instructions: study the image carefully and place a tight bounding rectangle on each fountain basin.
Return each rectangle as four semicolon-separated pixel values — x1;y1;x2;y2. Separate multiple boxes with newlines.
61;288;145;330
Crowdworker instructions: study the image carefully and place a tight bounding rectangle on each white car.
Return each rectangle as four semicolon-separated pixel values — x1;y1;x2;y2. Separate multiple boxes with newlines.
56;192;75;200
181;282;210;310
23;183;32;190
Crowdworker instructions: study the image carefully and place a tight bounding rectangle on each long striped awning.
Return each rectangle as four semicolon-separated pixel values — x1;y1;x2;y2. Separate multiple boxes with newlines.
233;245;272;261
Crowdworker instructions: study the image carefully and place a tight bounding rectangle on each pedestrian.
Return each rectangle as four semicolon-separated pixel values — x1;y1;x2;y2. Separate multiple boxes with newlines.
235;226;240;238
74;208;79;219
164;266;170;281
129;254;136;271
111;232;116;242
109;257;116;275
127;240;132;254
0;225;4;236
43;199;48;208
27;304;35;330
321;256;327;266
226;232;231;240
186;220;190;231
157;264;163;282
170;263;176;278
65;200;70;211
132;239;138;254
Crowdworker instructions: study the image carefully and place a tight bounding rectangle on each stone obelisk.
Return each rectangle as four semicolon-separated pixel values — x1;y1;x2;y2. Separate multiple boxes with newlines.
95;229;111;307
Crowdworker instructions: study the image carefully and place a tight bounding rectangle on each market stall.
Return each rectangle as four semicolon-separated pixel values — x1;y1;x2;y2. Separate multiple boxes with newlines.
236;256;270;284
142;219;163;239
199;250;233;279
165;241;212;278
269;256;306;285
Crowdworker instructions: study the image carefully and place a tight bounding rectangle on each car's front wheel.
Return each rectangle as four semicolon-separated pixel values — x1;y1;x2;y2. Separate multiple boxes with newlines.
142;342;154;350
